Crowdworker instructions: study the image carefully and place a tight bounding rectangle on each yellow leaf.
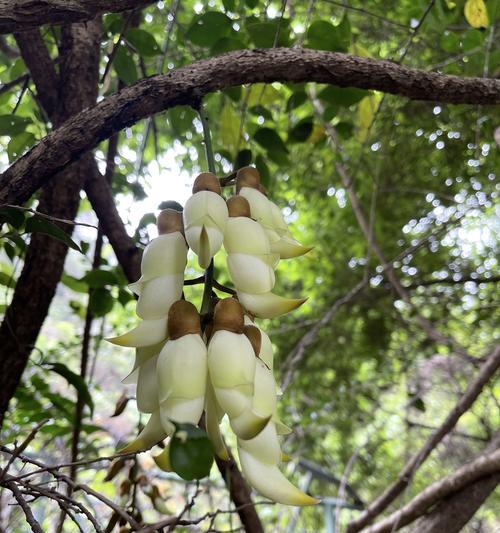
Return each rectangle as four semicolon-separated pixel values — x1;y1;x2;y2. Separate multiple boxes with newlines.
248;83;281;107
308;124;326;143
220;103;243;153
357;93;381;142
464;0;489;28
350;42;371;58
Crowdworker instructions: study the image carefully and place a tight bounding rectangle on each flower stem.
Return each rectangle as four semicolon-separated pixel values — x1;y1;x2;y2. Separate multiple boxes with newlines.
198;100;216;174
198;100;216;315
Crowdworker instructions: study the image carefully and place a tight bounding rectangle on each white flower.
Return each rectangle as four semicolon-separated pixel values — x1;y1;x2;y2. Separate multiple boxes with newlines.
237;422;319;506
237;291;307;319
119;409;167;454
183;173;228;268
157;333;207;433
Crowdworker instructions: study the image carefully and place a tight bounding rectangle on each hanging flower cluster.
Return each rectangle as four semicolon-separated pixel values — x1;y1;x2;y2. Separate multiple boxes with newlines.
109;168;318;506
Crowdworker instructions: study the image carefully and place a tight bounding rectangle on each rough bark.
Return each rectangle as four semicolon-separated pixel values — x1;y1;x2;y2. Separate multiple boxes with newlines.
347;345;500;533
0;0;155;34
13;31;58;118
413;435;500;533
0;47;499;206
0;23;101;426
363;449;500;533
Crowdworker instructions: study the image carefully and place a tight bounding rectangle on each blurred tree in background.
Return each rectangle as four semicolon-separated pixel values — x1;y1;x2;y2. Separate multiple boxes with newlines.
0;0;498;531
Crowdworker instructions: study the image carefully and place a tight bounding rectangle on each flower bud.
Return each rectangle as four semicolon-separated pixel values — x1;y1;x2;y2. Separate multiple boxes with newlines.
237;291;307;319
157;301;207;434
183;173;228;269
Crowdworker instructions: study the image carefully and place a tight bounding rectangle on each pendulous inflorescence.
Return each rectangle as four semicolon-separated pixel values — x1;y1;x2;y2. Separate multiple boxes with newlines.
108;166;318;506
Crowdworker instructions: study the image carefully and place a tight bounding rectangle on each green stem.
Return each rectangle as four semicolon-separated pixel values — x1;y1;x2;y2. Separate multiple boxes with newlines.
198;100;216;174
198;100;216;315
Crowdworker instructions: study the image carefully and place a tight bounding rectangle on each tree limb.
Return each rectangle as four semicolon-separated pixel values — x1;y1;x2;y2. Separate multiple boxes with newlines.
362;448;500;533
1;48;499;206
0;0;156;34
84;162;142;283
0;22;102;426
14;30;59;119
347;345;500;533
413;434;500;533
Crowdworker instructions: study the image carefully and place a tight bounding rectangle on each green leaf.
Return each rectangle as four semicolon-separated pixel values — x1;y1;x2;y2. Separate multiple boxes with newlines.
126;28;161;56
254;127;288;154
25;215;82;253
318;86;369;107
246;19;290;48
8;132;35;162
336;121;354;139
440;31;461;52
45;363;94;415
168;106;197;136
113;44;138;85
186;12;233;48
211;37;245;55
220;103;242;154
0;115;32;136
255;154;270;187
61;273;88;293
170;423;214;480
223;0;236;11
286;92;307;111
306;19;350;52
235;148;252;168
118;287;134;306
0;271;14;287
82;269;119;288
89;288;114;317
289;118;314;142
0;206;25;229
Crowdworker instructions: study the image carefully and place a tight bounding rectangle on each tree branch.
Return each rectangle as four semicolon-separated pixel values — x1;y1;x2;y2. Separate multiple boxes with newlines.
347;345;500;533
413;433;500;533
5;481;44;533
14;30;59;118
0;21;102;426
1;47;499;205
0;0;156;34
84;162;142;283
363;448;500;533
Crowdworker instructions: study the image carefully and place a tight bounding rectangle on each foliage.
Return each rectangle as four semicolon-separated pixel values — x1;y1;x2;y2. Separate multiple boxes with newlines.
0;0;499;531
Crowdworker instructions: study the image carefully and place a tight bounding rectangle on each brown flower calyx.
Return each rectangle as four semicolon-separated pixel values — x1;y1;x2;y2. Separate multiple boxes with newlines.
236;166;261;193
227;195;251;218
157;209;184;235
167;300;201;340
243;325;262;357
192;172;222;195
212;298;245;334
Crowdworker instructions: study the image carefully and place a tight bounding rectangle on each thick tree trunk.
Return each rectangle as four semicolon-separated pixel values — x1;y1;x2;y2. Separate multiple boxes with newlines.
0;48;499;207
0;21;101;426
0;0;155;34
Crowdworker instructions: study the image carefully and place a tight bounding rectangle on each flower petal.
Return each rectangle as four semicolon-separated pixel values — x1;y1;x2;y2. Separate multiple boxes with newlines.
107;318;168;347
136;273;184;319
118;409;167;454
238;291;307;319
238;448;320;506
228;253;275;294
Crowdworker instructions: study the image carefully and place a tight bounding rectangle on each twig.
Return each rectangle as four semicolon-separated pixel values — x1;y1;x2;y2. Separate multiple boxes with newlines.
5;481;44;533
0;205;98;230
0;419;49;482
347;345;500;532
0;74;29;96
